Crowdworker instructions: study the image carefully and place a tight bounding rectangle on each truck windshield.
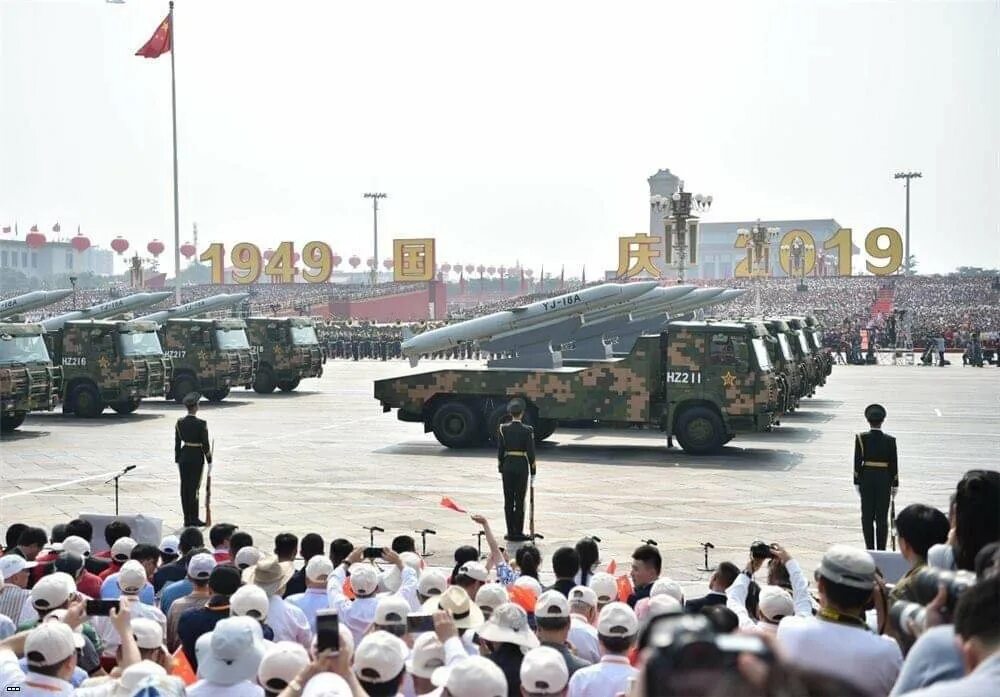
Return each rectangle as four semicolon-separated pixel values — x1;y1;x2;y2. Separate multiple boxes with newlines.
797;332;811;355
118;331;164;357
751;338;772;371
290;326;319;345
776;334;793;361
0;333;50;364
215;328;250;350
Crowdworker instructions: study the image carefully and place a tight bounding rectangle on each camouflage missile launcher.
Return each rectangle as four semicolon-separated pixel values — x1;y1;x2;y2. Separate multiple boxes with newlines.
760;318;805;413
0;322;61;432
801;315;833;378
44;319;172;418
244;317;323;393
783;317;824;395
375;320;778;455
159;318;257;403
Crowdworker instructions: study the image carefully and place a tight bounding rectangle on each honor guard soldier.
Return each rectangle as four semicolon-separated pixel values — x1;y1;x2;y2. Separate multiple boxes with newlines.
175;392;212;527
854;403;898;550
497;399;536;542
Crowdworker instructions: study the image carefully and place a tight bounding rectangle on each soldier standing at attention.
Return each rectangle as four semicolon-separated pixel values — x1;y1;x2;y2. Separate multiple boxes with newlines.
854;403;898;550
497;400;536;542
175;393;212;527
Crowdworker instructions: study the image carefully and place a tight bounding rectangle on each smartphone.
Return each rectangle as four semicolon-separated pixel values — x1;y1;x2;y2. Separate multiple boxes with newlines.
316;609;340;652
407;613;435;634
363;547;382;559
85;599;118;616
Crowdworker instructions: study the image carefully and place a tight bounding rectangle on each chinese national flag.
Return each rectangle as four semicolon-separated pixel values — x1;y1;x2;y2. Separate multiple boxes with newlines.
606;559;617;575
440;496;466;513
616;574;634;602
135;14;172;58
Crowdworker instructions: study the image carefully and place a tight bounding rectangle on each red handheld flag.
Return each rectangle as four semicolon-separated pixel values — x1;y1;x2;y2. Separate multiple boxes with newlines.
136;13;172;58
440;496;467;513
616;574;634;603
606;559;617;575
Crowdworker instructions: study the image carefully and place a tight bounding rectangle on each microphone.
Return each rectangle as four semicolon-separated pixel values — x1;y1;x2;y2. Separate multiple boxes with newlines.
364;526;385;533
123;465;136;473
701;542;714;549
416;529;437;535
589;535;602;543
643;539;658;546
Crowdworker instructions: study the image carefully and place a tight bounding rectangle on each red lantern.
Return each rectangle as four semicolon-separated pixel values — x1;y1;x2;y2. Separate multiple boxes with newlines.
26;226;46;249
525;269;534;278
487;265;496;276
383;258;393;270
110;236;129;255
440;263;451;274
477;265;486;275
367;257;377;269
71;233;91;253
147;239;165;257
331;252;342;268
349;255;361;269
180;242;196;259
454;263;462;273
263;248;274;261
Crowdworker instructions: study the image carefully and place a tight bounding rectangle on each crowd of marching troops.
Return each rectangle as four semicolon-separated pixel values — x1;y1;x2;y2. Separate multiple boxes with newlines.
314;320;484;361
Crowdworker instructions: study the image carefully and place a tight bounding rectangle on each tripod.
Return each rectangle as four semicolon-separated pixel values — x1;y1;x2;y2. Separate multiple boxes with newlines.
104;466;136;516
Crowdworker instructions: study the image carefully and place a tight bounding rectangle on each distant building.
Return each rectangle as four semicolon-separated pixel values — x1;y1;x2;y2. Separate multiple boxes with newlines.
0;238;114;280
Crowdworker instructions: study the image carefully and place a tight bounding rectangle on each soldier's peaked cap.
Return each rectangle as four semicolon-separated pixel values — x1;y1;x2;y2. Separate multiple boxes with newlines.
183;392;201;407
864;404;886;422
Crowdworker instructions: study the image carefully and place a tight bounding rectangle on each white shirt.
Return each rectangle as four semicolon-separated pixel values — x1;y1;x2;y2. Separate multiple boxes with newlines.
327;564;417;645
100;596;167;657
0;648;74;696
568;614;600;664
726;560;812;632
776;614;902;696
188;679;264;696
286;587;330;634
267;595;312;648
567;655;637;697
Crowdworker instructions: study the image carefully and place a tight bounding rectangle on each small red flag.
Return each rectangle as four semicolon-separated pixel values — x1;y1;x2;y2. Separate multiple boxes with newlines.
616;574;634;602
135;13;172;59
440;496;466;513
606;559;617;575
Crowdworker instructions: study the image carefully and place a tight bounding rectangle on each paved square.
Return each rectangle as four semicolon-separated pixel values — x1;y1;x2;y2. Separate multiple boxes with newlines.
2;359;997;593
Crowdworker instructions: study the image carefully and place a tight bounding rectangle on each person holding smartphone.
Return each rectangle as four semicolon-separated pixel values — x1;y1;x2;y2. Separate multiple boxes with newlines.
327;547;416;644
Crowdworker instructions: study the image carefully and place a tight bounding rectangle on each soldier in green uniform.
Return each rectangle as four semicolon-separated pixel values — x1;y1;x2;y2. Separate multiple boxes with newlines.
174;393;212;527
497;399;536;541
853;403;898;550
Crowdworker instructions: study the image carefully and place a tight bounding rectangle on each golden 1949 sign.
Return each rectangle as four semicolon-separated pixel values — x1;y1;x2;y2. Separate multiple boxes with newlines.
198;238;436;284
617;226;906;278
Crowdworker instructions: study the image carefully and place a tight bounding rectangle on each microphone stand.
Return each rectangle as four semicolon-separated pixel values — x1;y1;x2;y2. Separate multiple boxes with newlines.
699;542;715;571
415;529;436;558
363;525;384;548
104;466;137;517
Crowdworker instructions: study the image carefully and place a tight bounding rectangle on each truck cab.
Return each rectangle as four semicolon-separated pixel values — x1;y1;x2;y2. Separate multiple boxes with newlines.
0;322;61;431
159;318;257;403
45;319;172;417
783;317;823;394
244;317;324;393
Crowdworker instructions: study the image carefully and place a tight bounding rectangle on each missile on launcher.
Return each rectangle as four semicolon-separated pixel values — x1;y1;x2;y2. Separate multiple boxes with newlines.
135;293;249;324
0;289;74;319
41;291;173;331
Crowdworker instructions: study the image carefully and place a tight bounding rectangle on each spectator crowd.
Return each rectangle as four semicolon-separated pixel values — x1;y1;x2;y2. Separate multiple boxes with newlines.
1;468;997;696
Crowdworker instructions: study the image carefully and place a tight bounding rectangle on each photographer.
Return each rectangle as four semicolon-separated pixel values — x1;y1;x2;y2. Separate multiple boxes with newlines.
890;504;950;602
726;543;811;634
926;470;1000;572
327;547;415;644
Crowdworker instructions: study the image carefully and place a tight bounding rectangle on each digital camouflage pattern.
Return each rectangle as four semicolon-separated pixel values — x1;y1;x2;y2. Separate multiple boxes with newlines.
244;317;323;393
0;322;61;431
44;319;171;417
159;318;256;402
783;317;826;394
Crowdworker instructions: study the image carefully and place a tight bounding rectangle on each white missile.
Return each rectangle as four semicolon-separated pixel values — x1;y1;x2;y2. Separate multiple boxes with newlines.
41;291;173;331
0;289;74;319
402;282;658;364
631;287;744;322
580;285;697;325
135;293;249;324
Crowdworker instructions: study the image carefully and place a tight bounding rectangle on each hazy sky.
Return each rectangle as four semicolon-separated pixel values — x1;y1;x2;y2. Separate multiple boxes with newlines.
2;0;997;277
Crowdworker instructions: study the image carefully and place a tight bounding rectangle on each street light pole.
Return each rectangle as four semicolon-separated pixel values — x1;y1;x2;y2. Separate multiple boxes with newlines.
893;171;921;275
650;180;712;283
363;192;387;284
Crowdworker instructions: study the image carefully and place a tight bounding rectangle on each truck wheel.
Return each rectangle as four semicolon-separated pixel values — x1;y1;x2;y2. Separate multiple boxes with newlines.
72;384;104;418
1;412;27;432
277;378;301;392
534;419;557;441
173;375;198;404
205;388;230;402
431;402;482;448
254;367;276;394
110;399;140;415
675;406;724;454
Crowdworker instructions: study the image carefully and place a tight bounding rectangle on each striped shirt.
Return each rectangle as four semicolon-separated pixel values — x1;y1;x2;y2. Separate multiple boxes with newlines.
0;586;36;626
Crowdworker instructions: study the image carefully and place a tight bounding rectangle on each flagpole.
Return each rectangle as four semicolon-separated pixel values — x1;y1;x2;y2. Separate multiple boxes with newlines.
169;0;181;305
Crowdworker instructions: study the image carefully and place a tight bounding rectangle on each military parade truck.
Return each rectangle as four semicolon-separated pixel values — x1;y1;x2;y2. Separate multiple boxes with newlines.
159;318;257;403
44;320;172;417
375;320;778;454
760;319;804;413
801;315;833;378
783;317;825;395
244;317;324;393
0;322;61;432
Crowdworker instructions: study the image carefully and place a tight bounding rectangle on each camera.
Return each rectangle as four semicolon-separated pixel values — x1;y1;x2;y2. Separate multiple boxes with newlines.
910;568;976;611
888;601;926;641
750;541;774;560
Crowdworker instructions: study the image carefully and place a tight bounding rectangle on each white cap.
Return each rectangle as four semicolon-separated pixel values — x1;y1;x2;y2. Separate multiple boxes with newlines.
758;585;795;622
187;552;217;581
131;617;166;651
231;584;270;620
352;630;407;683
399;552;422;573
258;641;310;692
457;561;489;582
431;655;507;697
520;646;569;695
588;572;617;603
195;616;266;686
306;555;334;583
62;536;91;558
234;546;263;570
348;563;379;597
651;578;684;604
41;610;85;649
647;595;683;618
119;560;147;594
302;673;353;697
111;536;137;561
119;660;169;692
513;575;543;597
0;555;37;580
25;621;78;667
417;568;447;597
405;632;445;679
158;535;180;555
818;544;876;590
478;603;540;649
30;572;76;610
568;585;598;609
535;590;570;619
374;595;410;627
475;583;509;611
597;602;638;637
